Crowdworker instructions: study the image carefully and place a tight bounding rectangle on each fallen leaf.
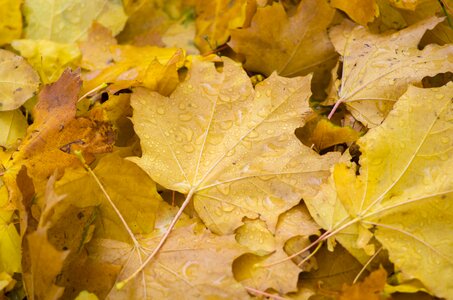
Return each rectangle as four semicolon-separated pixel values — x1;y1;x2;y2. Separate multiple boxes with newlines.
306;83;453;299
389;0;419;10
339;267;388;300
234;205;320;294
229;0;336;77
23;0;127;43
11;39;81;83
327;16;452;127
0;0;22;45
82;45;185;96
4;69;114;192
92;221;249;299
51;154;161;242
0;110;28;148
330;0;379;25
195;0;247;53
0;49;40;111
297;116;361;152
78;23;117;71
130;56;339;235
0;209;21;274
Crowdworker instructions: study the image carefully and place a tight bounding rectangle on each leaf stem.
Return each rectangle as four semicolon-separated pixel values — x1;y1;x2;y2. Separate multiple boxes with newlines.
245;286;288;300
116;188;196;289
353;246;382;284
76;151;142;250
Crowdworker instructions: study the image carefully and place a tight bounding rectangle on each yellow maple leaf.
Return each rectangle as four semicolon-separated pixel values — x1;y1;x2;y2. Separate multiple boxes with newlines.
327;16;452;127
0;110;28;148
22;0;127;43
130;56;338;235
0;49;40;111
82;44;185;96
11;39;81;83
330;0;379;25
0;0;22;46
234;205;320;294
305;83;453;299
94;222;249;299
194;0;247;53
229;0;336;77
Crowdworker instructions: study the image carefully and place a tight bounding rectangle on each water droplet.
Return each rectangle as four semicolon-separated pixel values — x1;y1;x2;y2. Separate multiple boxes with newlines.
179;103;186;110
143;134;150;139
263;196;275;210
266;129;274;135
217;184;230;196
256;91;262;98
201;83;217;96
435;94;444;99
208;133;224;145
265;90;271;97
178;113;192;121
441;137;450;144
219;120;233;130
388;78;395;85
221;202;235;212
157;107;165;115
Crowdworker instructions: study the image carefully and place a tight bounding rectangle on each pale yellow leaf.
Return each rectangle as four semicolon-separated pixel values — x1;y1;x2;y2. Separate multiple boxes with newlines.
328;16;452;127
130;56;339;234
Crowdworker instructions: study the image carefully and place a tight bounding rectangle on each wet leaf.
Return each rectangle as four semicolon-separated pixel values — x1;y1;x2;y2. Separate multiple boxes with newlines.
328;16;452;127
229;0;336;78
23;0;127;43
130;57;339;234
306;83;453;299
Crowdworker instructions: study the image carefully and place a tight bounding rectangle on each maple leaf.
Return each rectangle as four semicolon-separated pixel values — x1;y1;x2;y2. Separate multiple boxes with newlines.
0;0;22;45
3;69;115;202
194;0;247;53
79;23;117;71
81;42;185;96
130;56;338;235
22;0;127;43
297;116;361;152
11;39;81;83
92;222;249;299
0;110;28;148
304;83;453;299
229;0;336;77
327;16;452;127
339;267;388;300
24;154;161;298
0;49;40;111
234;205;320;294
329;0;379;25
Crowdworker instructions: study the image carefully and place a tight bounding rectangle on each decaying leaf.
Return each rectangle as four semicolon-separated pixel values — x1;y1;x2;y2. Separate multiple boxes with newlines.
130;56;339;235
0;49;40;111
4;69;114;192
306;83;453;299
229;0;336;77
328;16;453;127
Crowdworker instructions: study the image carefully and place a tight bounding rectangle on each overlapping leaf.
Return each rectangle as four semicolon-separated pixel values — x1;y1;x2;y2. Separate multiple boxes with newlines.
305;83;453;299
328;16;452;127
229;0;336;77
130;57;339;234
